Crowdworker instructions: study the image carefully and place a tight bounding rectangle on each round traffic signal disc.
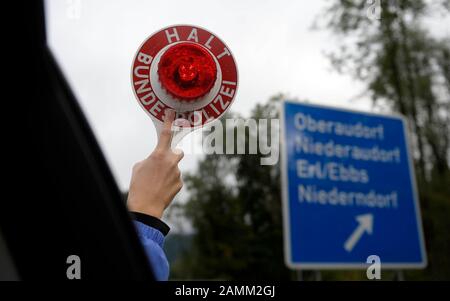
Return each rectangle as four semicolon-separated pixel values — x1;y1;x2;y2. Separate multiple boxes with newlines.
131;25;238;128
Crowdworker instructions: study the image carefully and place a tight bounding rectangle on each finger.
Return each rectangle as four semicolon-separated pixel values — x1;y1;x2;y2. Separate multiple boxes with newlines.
157;109;175;150
173;148;184;162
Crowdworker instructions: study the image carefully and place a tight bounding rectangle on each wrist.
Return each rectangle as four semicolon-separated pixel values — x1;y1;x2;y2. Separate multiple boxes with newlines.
127;197;165;219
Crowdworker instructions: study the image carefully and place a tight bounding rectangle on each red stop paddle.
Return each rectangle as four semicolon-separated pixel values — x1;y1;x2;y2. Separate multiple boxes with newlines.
131;24;238;148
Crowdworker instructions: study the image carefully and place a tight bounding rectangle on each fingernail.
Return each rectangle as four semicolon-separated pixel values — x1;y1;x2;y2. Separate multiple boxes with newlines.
174;118;190;127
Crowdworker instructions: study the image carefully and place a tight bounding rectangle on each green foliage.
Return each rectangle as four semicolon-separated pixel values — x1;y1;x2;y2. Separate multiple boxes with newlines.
174;95;290;280
320;0;450;179
174;97;450;280
172;1;450;280
318;0;450;279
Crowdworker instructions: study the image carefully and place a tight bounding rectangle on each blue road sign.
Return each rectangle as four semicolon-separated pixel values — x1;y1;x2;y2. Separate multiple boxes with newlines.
281;101;427;269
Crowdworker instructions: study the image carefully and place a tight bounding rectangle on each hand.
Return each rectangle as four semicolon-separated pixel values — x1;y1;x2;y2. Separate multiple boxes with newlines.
127;110;184;218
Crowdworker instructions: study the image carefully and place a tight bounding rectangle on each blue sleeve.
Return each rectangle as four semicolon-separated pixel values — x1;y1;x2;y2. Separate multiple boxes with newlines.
133;220;169;281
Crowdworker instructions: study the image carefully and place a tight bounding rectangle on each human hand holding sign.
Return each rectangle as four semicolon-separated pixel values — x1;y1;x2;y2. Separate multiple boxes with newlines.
129;25;237;280
127;109;184;219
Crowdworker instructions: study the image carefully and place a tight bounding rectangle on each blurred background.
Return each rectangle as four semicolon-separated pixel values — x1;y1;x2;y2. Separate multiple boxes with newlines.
46;0;450;280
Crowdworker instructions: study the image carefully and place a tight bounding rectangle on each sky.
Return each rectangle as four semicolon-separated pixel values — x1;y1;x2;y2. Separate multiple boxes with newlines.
45;0;449;228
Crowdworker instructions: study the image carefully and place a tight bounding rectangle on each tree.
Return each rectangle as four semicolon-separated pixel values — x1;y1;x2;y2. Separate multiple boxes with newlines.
173;1;450;280
319;0;450;180
318;0;450;280
177;95;291;280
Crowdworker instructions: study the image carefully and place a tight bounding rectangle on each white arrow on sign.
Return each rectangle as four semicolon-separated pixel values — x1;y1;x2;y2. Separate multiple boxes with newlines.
344;214;374;252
